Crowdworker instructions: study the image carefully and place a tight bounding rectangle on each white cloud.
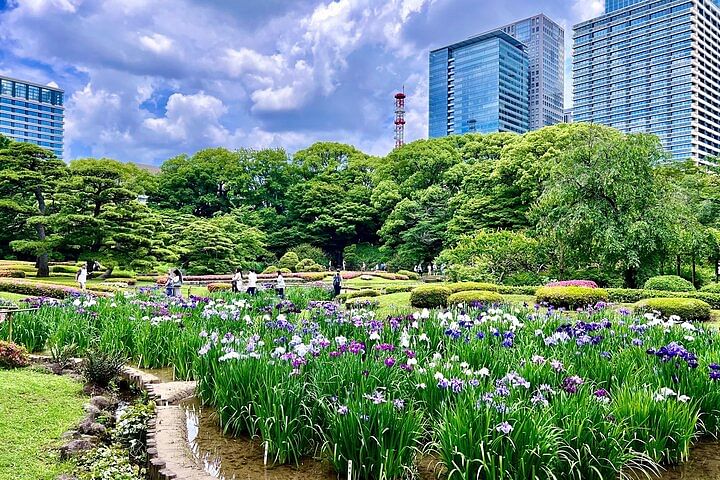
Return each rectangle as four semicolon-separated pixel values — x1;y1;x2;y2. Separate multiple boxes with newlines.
139;33;173;54
572;0;604;21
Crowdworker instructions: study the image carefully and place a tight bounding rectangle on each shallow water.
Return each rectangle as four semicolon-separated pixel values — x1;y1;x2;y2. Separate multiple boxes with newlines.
139;366;175;383
180;397;720;480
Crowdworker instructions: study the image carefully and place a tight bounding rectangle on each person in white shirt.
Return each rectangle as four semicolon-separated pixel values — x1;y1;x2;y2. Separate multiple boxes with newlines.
247;270;257;295
231;268;243;293
171;268;183;298
276;272;286;299
76;265;87;291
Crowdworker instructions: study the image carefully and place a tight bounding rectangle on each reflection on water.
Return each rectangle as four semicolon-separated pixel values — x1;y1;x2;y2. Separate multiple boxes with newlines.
180;397;335;480
139;366;175;383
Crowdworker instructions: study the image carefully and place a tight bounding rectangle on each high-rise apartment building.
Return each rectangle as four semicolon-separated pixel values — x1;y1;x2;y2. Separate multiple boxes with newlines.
0;75;64;158
501;14;565;129
573;0;720;162
429;31;529;137
564;108;574;123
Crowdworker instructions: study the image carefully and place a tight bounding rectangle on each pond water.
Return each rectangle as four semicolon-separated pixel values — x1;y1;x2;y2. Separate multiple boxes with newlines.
180;397;720;480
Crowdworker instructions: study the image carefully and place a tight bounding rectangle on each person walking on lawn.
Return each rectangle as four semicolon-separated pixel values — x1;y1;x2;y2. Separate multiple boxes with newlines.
333;270;342;298
276;271;286;299
76;265;87;291
247;270;257;295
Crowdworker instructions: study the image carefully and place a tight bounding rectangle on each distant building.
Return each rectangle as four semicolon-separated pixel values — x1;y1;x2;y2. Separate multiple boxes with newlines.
564;108;574;123
429;30;529;137
573;0;720;162
0;75;64;158
501;14;565;130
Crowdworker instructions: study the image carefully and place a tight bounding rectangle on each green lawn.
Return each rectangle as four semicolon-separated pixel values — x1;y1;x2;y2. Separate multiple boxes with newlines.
0;292;28;303
0;369;86;480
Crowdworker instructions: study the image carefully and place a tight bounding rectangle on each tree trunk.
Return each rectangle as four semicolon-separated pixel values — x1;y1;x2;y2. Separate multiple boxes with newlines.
676;255;681;277
100;266;114;279
660;257;664;275
34;187;50;277
624;267;638;289
691;255;696;286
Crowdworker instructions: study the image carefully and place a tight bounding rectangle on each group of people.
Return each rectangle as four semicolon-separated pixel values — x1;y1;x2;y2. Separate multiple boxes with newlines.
164;268;184;297
230;269;286;299
414;262;445;276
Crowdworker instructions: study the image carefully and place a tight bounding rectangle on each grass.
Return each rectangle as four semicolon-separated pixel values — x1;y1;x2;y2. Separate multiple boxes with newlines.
0;292;28;302
0;368;86;480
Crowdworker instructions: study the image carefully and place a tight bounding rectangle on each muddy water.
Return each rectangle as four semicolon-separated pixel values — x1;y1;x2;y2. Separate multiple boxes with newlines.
181;398;336;480
139;366;176;383
180;397;720;479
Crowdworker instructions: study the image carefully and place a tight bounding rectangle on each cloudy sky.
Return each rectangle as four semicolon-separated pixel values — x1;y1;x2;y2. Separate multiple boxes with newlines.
0;0;604;164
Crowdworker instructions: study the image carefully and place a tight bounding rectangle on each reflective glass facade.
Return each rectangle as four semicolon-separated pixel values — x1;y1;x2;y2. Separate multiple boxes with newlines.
501;15;565;129
573;0;720;162
429;31;529;137
0;75;64;158
606;0;645;12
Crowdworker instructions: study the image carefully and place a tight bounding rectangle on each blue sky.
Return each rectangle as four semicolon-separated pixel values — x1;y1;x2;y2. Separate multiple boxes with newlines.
0;0;603;164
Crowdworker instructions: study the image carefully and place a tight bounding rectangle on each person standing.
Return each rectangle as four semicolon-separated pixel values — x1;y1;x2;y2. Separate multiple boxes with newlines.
76;265;87;291
247;270;257;295
332;270;342;298
361;262;366;272
164;268;174;296
231;268;243;293
276;271;286;299
172;269;183;298
342;259;346;271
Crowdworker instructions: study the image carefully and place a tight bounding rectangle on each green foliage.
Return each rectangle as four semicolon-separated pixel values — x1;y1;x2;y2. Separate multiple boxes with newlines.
83;349;126;387
410;285;451;308
207;283;232;292
384;284;415;294
700;283;720;293
262;265;279;274
643;275;695;292
535;286;609;309
291;243;327;266
278;252;300;272
0;340;29;368
503;271;544;286
114;400;155;465
52;265;80;274
295;258;324;272
446;282;499;293
447;290;503;306
345;289;380;300
343;243;386;270
396;269;420;280
607;288;720;308
75;446;143;480
634;298;711;322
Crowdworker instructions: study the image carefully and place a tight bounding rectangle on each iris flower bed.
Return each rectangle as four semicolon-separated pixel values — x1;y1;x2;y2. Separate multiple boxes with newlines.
3;288;720;479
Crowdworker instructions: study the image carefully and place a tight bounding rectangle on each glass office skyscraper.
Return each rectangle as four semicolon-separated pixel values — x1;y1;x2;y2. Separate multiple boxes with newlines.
501;15;565;130
573;0;720;162
0;75;64;158
429;31;529;137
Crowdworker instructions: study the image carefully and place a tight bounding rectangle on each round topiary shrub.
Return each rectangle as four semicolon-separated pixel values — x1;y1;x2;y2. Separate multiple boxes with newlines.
207;283;232;292
51;265;80;274
535;286;609;309
448;290;503;307
446;282;499;293
410;285;452;308
634;298;711;322
279;268;292;274
397;269;421;280
385;285;415;294
278;252;300;272
700;283;720;294
0;340;30;369
643;275;695;292
262;265;279;274
345;289;381;300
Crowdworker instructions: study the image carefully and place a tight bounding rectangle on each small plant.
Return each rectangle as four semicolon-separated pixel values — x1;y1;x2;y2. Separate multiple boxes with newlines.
50;342;79;371
0;340;30;368
643;275;695;292
75;446;143;480
410;285;452;308
114;400;155;464
83;349;126;387
634;298;711;322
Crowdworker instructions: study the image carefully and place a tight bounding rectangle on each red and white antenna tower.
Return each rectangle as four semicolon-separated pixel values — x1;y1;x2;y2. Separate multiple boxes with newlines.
394;88;406;149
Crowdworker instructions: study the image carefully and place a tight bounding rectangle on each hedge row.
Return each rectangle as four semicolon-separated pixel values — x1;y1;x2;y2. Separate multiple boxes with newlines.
447;290;503;306
0;279;112;298
446;282;499;293
536;286;609;309
384;285;415;294
397;270;421;280
497;285;541;295
410;286;452;308
634;298;711;322
607;289;720;309
0;270;26;278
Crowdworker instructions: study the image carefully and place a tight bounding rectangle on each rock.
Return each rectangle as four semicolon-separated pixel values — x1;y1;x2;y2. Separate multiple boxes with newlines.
90;395;112;410
59;439;94;460
83;404;101;420
60;430;78;441
78;419;107;436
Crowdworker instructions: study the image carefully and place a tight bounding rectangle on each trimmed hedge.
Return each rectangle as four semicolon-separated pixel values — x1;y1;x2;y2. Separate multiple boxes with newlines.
607;289;720;309
262;266;279;274
0;270;26;278
397;270;421;280
700;283;720;294
448;290;503;306
446;282;499;293
51;265;80;274
108;270;135;279
410;285;452;308
345;289;381;300
545;280;598;288
643;275;695;292
535;286;609;309
0;279;110;298
497;285;541;295
384;285;415;294
0;263;36;273
634;298;711;322
207;283;232;292
104;277;137;285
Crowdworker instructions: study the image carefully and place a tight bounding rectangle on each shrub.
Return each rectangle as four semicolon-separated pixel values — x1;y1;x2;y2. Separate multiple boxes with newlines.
51;265;80;274
385;285;415;294
634;298;711;322
262;265;279;274
108;270;136;279
700;283;720;294
0;340;30;369
446;282;499;293
0;270;25;278
608;288;720;309
75;446;142;480
373;272;409;281
292;243;328;266
503;271;544;286
410;285;452;308
295;259;325;272
397;269;421;280
104;278;136;285
497;285;540;295
344;289;380;300
83;349;126;387
298;272;328;282
643;275;695;292
0;279;102;299
135;275;157;282
114;400;155;464
545;280;598;289
535;286;609;309
279;268;292;274
448;290;503;306
278;252;300;272
207;283;232;292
